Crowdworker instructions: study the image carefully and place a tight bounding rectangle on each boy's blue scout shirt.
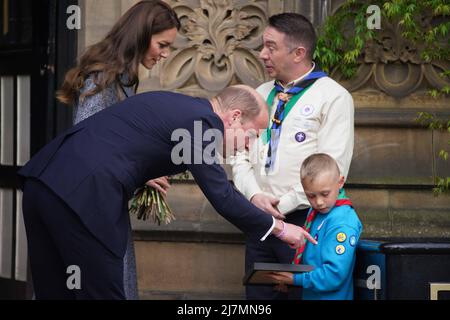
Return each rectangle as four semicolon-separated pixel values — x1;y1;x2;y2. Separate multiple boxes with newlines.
293;204;363;300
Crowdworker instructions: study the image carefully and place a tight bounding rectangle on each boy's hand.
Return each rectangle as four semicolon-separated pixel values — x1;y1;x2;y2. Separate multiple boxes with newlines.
268;271;294;284
266;272;294;292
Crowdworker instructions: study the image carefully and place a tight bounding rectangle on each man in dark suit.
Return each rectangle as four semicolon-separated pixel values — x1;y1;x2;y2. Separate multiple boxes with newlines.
19;85;316;299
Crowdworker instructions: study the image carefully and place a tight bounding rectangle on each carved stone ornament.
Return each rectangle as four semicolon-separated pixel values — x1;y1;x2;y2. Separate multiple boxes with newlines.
330;10;450;98
161;0;269;96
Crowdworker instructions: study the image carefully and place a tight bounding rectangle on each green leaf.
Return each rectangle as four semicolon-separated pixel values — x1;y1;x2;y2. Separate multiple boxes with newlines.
439;150;449;161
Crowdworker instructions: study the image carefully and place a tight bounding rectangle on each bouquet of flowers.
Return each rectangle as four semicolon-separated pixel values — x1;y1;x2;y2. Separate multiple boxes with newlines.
129;185;174;225
128;172;189;225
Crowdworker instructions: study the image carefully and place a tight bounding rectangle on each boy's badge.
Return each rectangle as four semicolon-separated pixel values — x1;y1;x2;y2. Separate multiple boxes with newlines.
336;245;346;255
336;232;347;243
349;236;357;247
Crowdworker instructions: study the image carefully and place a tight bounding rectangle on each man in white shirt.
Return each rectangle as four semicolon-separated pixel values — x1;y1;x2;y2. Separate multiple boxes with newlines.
231;13;354;299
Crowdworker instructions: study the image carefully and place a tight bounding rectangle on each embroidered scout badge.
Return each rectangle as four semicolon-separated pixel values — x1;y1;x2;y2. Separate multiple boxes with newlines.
349;236;357;247
336;232;347;243
301;105;314;116
335;245;346;255
295;132;306;143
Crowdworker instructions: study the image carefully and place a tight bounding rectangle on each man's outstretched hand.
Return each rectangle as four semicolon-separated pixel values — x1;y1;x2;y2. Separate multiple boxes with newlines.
251;193;285;220
271;220;317;249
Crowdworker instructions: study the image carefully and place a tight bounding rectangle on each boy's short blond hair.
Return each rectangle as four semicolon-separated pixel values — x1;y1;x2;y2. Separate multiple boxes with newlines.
300;153;340;183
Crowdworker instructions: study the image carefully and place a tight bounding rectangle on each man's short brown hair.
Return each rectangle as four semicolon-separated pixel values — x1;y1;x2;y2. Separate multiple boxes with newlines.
268;13;316;61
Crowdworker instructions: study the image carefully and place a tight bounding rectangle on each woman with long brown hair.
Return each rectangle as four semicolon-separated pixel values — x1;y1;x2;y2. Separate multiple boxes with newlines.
57;0;180;299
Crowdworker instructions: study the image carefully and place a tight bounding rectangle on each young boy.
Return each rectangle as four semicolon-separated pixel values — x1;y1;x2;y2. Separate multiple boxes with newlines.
268;153;363;300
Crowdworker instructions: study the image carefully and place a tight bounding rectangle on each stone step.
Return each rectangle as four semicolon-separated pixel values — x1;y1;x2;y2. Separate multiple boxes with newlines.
135;240;246;300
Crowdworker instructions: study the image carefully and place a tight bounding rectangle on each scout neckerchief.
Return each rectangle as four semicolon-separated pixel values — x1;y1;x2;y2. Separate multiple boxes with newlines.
263;67;327;174
292;189;352;265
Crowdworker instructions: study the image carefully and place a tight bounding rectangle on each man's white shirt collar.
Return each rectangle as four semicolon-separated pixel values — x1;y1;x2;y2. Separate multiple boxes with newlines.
277;62;316;90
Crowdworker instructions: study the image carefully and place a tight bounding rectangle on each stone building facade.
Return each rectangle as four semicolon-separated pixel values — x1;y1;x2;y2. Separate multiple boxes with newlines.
77;0;450;299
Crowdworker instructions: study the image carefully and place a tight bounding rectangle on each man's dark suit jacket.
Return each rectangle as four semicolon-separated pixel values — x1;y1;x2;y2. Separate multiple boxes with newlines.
18;91;273;257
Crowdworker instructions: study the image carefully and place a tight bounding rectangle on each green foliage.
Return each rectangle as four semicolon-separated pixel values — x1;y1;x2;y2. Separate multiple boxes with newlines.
416;112;450;195
314;0;450;90
315;1;450;195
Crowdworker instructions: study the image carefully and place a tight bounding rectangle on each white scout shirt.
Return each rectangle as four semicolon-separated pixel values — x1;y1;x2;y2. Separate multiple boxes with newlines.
231;64;354;215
